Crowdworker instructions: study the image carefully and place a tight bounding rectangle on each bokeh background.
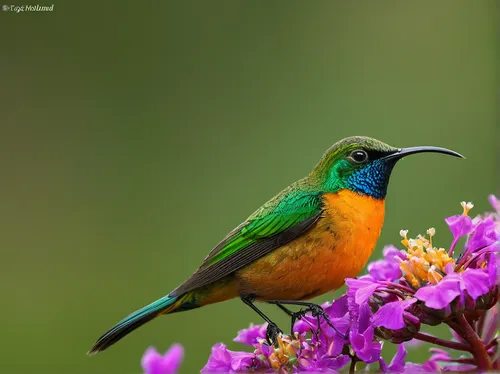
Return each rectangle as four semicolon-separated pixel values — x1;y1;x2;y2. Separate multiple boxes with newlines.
1;1;498;373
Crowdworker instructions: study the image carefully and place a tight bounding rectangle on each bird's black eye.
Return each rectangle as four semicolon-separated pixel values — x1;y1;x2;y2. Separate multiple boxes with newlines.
350;150;369;163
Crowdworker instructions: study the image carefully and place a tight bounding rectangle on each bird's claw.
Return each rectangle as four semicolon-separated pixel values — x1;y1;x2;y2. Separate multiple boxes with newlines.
310;305;335;328
265;322;283;345
293;304;347;340
291;308;320;340
308;304;324;317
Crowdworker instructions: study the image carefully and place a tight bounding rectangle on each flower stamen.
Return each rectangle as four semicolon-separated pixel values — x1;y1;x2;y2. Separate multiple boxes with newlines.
398;228;456;286
460;201;474;216
400;230;409;249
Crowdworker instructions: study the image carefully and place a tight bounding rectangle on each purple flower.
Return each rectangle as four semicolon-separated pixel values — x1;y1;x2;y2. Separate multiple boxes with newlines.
368;259;401;282
383;245;407;261
372;299;417;330
466;217;498;253
413;274;461;309
346;277;381;305
379;344;407;373
461;268;491;298
201;343;255;373
368;246;404;281
141;344;184;374
301;354;350;372
414;269;491;309
349;302;382;363
445;214;474;240
233;323;267;346
324;294;349;318
488;252;500;286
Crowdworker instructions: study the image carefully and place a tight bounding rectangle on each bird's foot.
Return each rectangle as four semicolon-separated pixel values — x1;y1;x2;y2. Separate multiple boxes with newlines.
269;300;347;340
265;322;283;345
312;305;347;339
291;308;320;340
296;304;347;340
309;304;332;327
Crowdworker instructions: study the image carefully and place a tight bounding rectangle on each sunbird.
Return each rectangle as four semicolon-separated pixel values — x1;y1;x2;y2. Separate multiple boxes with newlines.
89;136;463;354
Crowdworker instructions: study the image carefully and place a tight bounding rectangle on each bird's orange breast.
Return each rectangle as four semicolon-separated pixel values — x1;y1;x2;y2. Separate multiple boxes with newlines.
319;190;386;286
236;189;386;300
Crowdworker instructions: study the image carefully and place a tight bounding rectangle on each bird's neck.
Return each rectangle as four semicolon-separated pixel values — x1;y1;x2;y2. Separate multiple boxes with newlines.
313;159;395;199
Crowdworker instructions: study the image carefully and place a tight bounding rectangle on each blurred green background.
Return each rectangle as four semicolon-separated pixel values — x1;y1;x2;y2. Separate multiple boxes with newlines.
1;1;498;373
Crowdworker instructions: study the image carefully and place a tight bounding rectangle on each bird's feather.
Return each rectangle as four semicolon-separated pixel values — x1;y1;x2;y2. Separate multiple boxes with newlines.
170;188;323;296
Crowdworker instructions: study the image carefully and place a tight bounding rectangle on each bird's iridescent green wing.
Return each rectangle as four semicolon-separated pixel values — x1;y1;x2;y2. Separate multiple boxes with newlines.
170;187;323;296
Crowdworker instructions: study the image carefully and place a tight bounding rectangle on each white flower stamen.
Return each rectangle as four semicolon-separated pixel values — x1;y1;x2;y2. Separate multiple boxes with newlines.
461;201;474;216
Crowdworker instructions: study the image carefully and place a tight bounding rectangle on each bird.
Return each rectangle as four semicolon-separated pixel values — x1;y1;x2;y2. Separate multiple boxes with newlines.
88;136;463;354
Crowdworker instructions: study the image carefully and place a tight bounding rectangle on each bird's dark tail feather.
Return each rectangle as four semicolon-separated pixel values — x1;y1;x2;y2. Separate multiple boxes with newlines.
88;294;186;354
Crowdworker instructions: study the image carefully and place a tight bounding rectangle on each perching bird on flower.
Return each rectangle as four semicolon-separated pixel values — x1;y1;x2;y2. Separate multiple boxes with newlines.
89;136;463;354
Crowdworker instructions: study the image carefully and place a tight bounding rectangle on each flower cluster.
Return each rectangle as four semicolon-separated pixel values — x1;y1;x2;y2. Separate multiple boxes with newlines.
201;296;354;372
141;196;500;373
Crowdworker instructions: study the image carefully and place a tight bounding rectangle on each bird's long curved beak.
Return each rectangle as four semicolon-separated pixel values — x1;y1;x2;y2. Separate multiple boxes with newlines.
383;146;465;161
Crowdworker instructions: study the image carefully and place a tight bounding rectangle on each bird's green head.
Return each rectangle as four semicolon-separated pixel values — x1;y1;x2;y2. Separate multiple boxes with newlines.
310;136;463;199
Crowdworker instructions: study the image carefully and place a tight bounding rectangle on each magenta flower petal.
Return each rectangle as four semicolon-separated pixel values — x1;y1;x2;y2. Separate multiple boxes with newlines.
488;252;500;286
201;343;232;372
162;345;184;373
445;214;474;239
422;360;441;372
414;273;462;309
443;363;477;372
372;299;417;330
403;362;434;372
202;344;256;372
142;348;164;374
293;318;315;334
314;354;350;371
368;259;401;281
142;344;184;374
323;294;349;318
256;342;272;358
428;347;451;362
482;305;498;343
467;218;498;253
351;332;382;364
346;277;381;305
383;245;406;261
349;303;382;363
229;351;255;371
461;268;490;299
380;344;407;373
488;194;499;212
233;323;267;346
424;348;477;372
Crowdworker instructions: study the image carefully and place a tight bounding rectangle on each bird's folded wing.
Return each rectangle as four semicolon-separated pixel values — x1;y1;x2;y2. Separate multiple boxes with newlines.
169;191;323;296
